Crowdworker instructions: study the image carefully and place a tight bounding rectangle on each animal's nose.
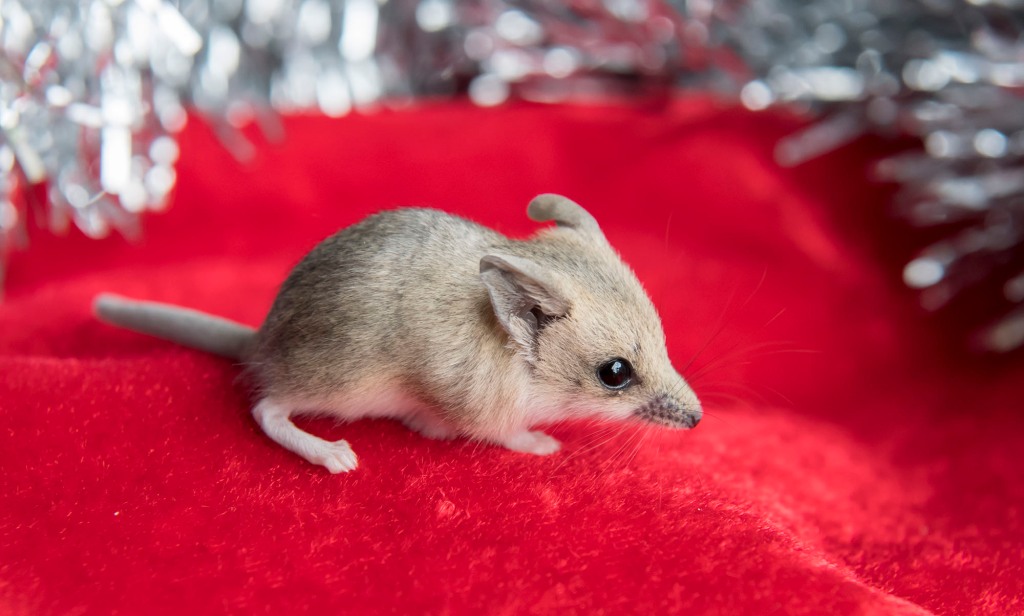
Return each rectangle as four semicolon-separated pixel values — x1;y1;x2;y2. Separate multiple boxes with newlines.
675;399;700;427
684;412;701;429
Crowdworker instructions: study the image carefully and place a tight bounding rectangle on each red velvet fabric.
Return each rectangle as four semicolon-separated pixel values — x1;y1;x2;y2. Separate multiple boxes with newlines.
1;100;1022;615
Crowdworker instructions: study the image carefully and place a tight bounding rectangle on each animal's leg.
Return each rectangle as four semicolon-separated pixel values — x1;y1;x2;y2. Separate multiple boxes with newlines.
251;397;358;473
401;412;458;440
499;430;562;456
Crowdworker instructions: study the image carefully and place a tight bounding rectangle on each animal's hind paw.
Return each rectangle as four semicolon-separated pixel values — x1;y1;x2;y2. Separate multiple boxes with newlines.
311;440;359;473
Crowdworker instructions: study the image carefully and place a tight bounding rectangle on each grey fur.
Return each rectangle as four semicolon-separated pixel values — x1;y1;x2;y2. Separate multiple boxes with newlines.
94;294;254;359
95;195;702;473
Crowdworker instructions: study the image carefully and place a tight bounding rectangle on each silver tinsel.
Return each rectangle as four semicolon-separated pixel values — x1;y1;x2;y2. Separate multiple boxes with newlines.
1;0;1023;350
694;0;1024;352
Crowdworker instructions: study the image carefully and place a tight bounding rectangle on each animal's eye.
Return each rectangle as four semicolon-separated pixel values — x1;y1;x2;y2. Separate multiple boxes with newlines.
597;358;633;390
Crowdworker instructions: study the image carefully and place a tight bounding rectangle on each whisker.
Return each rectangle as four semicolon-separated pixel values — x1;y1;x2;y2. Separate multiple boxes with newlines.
681;284;740;374
681;266;771;374
625;424;653;467
549;420;628;474
696;381;789;410
688;341;817;383
606;423;645;469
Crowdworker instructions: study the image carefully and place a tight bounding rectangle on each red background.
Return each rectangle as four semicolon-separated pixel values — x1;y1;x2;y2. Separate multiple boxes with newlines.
1;100;1021;614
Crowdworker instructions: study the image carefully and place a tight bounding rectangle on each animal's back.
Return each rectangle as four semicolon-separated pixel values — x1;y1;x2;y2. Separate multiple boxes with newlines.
247;208;506;400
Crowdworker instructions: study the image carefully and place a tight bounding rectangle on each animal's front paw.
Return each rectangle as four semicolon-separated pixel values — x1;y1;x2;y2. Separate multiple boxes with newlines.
311;440;359;473
501;430;562;456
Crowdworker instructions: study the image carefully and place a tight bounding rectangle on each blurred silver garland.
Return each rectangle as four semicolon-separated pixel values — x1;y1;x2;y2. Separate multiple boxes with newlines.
1;0;1023;350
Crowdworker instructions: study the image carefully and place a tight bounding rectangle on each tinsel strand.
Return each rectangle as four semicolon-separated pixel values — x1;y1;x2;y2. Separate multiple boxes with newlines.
1;0;1022;350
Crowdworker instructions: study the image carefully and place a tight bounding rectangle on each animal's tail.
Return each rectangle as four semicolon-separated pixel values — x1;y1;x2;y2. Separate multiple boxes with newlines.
93;294;256;361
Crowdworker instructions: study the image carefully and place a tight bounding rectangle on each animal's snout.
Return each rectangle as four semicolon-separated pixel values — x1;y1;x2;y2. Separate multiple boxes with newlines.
676;404;701;429
638;394;702;430
681;409;701;429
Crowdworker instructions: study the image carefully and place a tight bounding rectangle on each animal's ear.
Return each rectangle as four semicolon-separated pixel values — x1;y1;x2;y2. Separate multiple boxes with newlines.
527;194;606;241
479;253;570;357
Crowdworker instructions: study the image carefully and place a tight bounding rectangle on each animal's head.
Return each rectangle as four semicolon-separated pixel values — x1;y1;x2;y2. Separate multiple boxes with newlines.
479;194;701;429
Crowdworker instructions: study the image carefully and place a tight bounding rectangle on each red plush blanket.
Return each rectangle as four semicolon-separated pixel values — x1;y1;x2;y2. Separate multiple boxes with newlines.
1;100;1021;615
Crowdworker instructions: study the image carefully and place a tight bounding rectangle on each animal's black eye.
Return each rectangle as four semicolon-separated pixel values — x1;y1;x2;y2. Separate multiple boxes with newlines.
597;358;633;390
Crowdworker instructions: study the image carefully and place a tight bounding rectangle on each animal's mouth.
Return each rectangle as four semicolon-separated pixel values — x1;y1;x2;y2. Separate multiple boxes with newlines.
635;394;701;429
